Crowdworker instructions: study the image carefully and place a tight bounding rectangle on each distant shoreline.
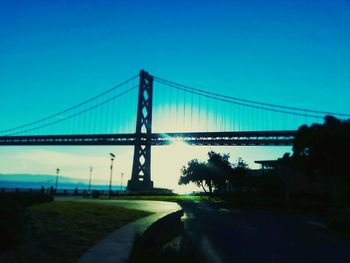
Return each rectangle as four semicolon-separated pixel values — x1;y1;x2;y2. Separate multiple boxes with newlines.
0;180;126;192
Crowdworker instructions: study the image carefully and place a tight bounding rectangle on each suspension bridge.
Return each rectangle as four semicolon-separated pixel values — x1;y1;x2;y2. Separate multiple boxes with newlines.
1;70;349;191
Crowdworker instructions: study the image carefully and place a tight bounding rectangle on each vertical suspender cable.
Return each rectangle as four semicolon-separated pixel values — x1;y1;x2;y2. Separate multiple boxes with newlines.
190;89;194;131
183;89;186;131
176;84;179;131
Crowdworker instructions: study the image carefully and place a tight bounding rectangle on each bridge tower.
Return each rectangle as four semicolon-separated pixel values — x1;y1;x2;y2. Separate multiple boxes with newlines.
127;70;154;191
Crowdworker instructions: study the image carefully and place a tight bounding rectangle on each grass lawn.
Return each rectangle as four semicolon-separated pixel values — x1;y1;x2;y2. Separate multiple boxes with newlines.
0;201;152;263
106;195;212;203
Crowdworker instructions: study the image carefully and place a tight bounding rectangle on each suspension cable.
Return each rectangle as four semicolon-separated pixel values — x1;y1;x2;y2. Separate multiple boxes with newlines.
6;85;138;136
155;79;323;119
0;74;139;134
154;76;350;117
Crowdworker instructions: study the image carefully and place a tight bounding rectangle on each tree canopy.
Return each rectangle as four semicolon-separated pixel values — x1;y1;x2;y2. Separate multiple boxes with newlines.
179;151;248;194
292;115;350;179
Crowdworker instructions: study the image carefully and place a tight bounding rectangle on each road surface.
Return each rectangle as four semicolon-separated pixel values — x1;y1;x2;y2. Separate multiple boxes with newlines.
181;201;350;263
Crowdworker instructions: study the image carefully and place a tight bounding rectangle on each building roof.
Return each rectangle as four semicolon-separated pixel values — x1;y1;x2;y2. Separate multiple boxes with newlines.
254;160;280;167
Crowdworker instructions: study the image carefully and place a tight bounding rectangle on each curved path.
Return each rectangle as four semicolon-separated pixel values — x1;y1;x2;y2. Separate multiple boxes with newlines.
77;200;182;263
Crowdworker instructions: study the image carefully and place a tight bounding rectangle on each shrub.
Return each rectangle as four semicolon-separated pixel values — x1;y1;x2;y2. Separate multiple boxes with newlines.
0;200;25;251
326;209;350;234
0;192;53;251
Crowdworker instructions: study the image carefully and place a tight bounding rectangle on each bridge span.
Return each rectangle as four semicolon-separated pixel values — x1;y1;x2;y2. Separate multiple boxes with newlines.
0;130;296;146
1;70;345;191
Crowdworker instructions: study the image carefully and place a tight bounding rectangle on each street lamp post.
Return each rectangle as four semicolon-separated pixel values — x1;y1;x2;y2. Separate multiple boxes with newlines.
88;167;93;192
55;168;60;191
109;153;115;197
120;172;124;191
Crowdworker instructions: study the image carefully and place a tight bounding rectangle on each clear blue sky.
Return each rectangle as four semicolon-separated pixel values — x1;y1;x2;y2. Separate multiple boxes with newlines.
0;0;349;192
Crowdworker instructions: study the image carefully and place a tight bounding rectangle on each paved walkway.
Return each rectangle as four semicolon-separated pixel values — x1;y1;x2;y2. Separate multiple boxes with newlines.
77;200;182;263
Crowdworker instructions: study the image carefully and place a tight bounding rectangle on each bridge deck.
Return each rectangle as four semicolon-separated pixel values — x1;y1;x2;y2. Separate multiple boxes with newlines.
0;131;296;146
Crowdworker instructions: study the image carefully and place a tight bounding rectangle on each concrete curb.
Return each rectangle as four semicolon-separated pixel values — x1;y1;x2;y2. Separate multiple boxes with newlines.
78;208;182;263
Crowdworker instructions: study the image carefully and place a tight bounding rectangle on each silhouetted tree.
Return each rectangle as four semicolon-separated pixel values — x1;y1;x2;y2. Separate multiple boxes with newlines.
179;151;247;194
233;157;249;175
228;157;249;191
207;151;233;192
179;159;212;193
292;116;350;200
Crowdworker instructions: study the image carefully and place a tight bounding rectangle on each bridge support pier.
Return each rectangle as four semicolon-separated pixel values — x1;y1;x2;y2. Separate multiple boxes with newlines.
127;70;154;191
